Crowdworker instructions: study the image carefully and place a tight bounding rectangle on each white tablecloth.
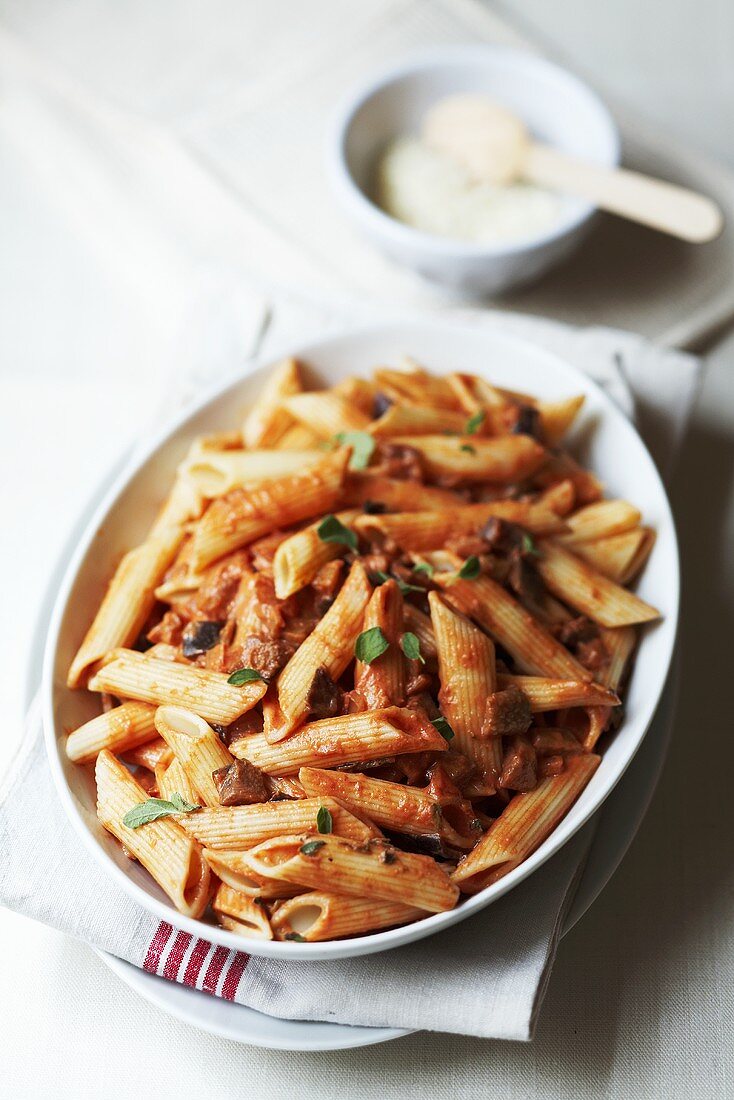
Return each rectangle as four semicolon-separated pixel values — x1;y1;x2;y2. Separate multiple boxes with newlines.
1;1;733;1097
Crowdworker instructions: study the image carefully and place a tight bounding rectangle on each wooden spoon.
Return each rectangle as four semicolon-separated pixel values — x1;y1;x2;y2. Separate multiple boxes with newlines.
423;94;723;243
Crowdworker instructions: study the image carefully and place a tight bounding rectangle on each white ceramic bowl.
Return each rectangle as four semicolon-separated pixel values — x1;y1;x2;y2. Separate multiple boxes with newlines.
328;46;620;295
43;320;678;961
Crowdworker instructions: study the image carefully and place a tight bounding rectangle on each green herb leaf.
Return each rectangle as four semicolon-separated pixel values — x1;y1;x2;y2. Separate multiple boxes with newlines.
465;410;486;435
300;840;326;856
456;555;481;581
284;932;306;942
317;513;358;550
227;667;263;686
412;562;434;579
521;532;540;557
400;632;424;664
334;430;376;471
316;806;333;834
122;795;201;830
432;716;455;742
460;443;476;455
355;626;390;664
373;570;423;596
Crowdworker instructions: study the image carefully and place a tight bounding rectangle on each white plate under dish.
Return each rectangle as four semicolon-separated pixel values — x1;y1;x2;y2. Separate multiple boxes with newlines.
42;321;679;963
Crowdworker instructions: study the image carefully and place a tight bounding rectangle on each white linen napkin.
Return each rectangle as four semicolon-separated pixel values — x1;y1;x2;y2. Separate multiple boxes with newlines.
0;308;700;1040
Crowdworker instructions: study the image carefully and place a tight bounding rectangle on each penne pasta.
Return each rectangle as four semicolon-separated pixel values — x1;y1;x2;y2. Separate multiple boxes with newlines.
387;434;546;482
299;767;475;849
95;750;211;918
354;580;406;708
332;376;377;415
342;473;461;511
190;447;349;569
212;883;274;939
155;705;233;807
497;675;620;712
240;834;459;912
353;500;564;552
536;395;585;445
67;524;184;688
569;528;650;583
403;604;438;663
373;366;462;410
451;754;601;892
272;509;360;599
88;649;267;725
181;448;323;497
433;562;592;680
203;850;303;898
156;756;198;806
369;403;468;437
231;707;446;775
429;593;501;793
65;701;157;764
598;626;638;692
122;737;173;771
283;392;371;438
184;796;378;849
271;891;424;941
535;539;660;627
242;357;301;448
276;561;372;731
556;499;641;545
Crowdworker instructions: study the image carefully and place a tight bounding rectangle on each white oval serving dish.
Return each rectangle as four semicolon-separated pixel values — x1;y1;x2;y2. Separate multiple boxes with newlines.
43;320;679;961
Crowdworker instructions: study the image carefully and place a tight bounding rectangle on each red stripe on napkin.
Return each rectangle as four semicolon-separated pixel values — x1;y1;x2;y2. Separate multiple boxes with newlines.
182;938;211;987
143;921;174;974
163;931;193;980
221;951;250;1000
202;946;229;994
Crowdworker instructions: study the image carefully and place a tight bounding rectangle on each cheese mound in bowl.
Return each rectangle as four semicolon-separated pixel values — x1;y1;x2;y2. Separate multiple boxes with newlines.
375;135;561;245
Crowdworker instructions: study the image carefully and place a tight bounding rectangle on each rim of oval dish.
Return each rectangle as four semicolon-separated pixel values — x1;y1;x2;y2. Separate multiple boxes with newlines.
42;319;679;962
328;44;621;257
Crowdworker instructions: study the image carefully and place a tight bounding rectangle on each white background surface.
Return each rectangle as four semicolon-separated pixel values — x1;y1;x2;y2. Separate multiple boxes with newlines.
1;1;733;1097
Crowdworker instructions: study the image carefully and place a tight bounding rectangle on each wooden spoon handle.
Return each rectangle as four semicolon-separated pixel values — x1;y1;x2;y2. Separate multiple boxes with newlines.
525;144;723;243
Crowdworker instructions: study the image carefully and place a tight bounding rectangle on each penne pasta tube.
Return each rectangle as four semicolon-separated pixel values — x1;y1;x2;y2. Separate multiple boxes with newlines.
569;528;649;582
88;649;267;725
148;470;205;538
403;604;437;663
299;767;474;849
619;527;656;585
451;753;601;892
65;701;157;764
156;756;198;805
536;395;585;446
95;750;211;918
433;563;592;680
67;524;184;688
598;626;638;691
182;449;323;497
387;434;547;482
534;451;603;505
231;707;446;775
496;675;620;712
428;593;501;792
354;500;564;553
283;392;371;437
203;850;303;898
342;473;461;511
369;403;468;437
240;834;459;912
373;367;462;411
272;509;360;599
271;891;424;941
556;499;642;545
190;447;349;569
276;561;372;731
184;796;379;849
276;422;323;449
354;580;406;708
536;479;576;517
212;883;273;939
332;376;377;415
155;706;233;807
242;357;301;448
534;539;660;627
